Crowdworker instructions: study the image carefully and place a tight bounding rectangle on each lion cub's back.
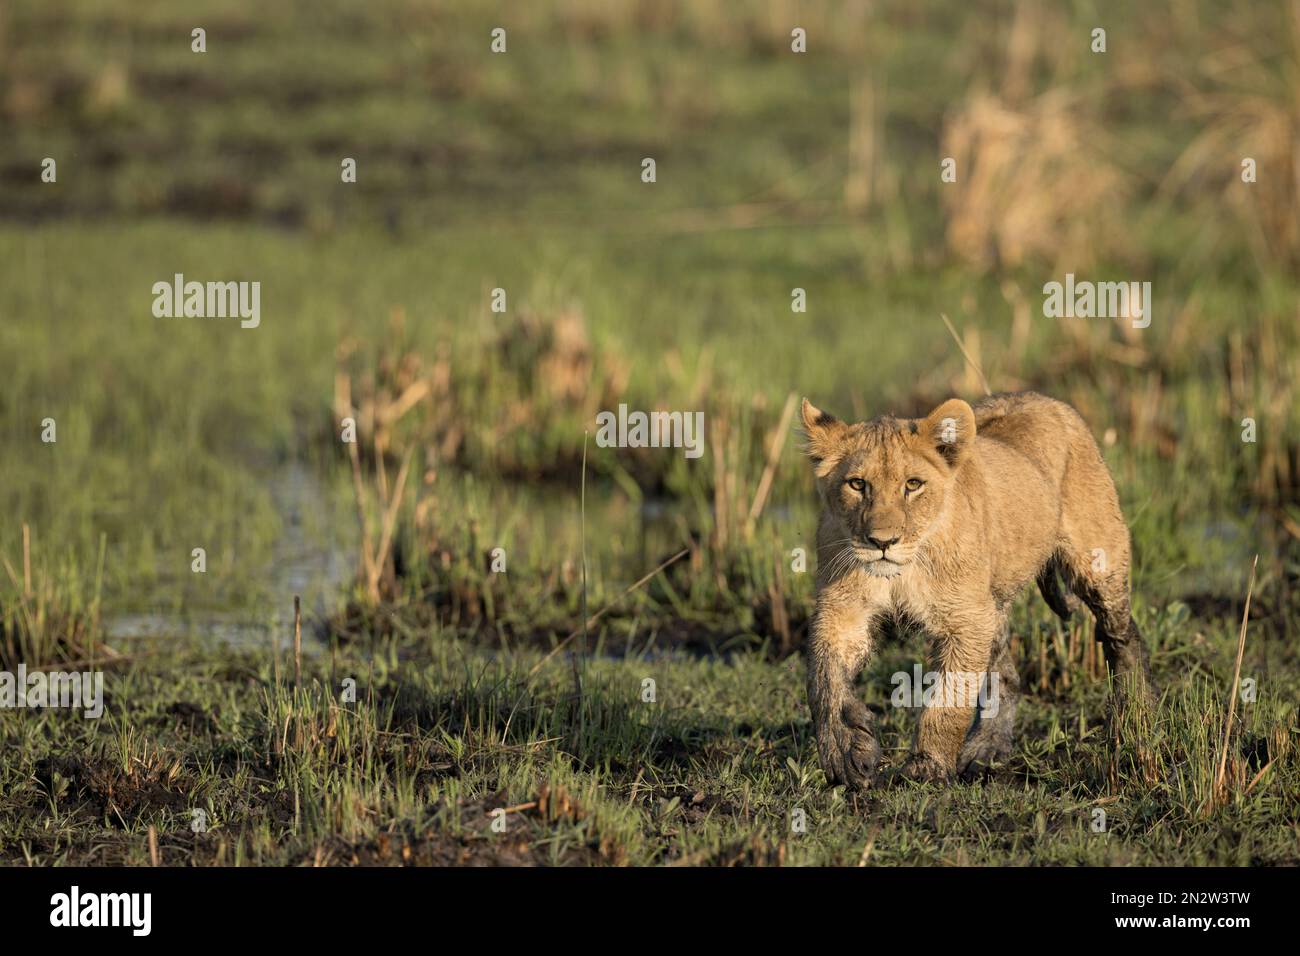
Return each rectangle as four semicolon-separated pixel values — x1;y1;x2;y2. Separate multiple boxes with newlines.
971;391;1094;481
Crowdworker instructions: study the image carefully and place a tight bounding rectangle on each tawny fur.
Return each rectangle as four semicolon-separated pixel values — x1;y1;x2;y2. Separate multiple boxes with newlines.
801;391;1155;788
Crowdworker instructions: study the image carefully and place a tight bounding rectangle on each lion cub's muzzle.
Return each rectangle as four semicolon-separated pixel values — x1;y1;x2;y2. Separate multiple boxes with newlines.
852;532;913;577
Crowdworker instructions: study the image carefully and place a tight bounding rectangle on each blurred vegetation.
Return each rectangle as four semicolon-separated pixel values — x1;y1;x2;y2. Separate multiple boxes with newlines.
0;0;1297;864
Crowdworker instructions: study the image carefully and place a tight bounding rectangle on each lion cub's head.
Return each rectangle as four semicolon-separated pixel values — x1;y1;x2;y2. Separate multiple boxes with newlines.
800;397;976;578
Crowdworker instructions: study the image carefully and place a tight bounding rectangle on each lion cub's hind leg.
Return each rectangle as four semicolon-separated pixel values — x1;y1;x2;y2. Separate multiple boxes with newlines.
957;619;1020;780
1055;489;1157;712
1069;563;1157;713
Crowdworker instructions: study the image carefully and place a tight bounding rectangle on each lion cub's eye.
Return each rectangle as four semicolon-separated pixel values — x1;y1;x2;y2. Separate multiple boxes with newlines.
846;477;868;494
905;478;924;493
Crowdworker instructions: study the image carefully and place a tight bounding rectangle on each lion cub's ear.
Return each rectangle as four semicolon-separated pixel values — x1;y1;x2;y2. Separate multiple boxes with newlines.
919;398;976;467
800;398;848;474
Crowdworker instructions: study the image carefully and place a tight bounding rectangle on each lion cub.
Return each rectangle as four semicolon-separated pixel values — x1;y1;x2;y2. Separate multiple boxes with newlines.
800;391;1155;787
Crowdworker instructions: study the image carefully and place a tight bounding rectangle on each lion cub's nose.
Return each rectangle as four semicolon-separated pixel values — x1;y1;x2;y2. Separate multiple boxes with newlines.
866;534;900;552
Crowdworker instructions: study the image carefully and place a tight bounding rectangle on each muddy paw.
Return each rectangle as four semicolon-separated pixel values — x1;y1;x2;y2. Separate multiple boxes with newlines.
817;699;882;791
956;734;1012;781
895;752;954;785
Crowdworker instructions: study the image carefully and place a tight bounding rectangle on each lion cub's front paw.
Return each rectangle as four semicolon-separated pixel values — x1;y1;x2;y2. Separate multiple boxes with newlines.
957;731;1013;782
895;752;954;785
817;699;882;791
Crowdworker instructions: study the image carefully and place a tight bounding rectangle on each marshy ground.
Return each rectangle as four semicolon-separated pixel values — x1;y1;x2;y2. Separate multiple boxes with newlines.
1;0;1298;865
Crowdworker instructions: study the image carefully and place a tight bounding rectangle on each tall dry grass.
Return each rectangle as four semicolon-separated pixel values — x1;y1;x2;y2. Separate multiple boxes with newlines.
1160;0;1300;269
941;89;1135;272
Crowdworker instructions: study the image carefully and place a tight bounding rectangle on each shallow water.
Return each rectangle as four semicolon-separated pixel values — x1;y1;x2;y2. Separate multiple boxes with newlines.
104;463;355;648
100;463;810;649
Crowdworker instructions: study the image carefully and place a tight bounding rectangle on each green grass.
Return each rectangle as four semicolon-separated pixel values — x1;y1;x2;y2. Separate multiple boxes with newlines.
1;0;1298;865
2;608;1296;866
